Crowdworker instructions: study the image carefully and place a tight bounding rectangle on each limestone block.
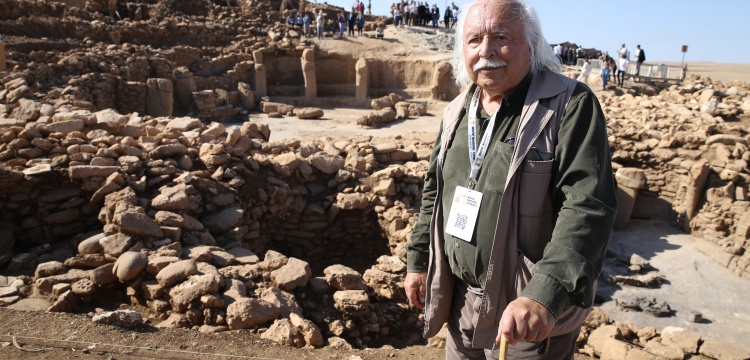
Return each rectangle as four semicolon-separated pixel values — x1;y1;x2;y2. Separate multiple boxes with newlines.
288;313;324;348
226;297;281;330
736;211;750;238
77;233;105;255
92;310;143;327
616;168;648;189
46;119;85;136
69;165;119;180
660;326;701;354
145;256;180;276
227;247;260;265
114;209;163;238
270;257;312;291
699;338;750;360
156;259;198;287
685;160;710;220
307;152;344;174
644;339;684;360
371;95;393;110
90;263;117;285
154;211;204;231
394;101;410;119
221;278;247;306
201;207;243;233
99;233;135;257
363;267;403;300
587;325;622;356
332;290;369;316
335;193;369;210
112;251;148;281
324;264;366;290
166;117;202;132
146;143;186;161
260;101;294;115
295;107;324;119
261;318;304;347
260;287;303;318
34;261;66;279
151;184;191;211
168;274;221;312
600;338;632;360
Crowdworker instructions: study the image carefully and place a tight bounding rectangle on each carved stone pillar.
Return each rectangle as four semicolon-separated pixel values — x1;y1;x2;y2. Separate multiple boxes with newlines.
0;41;6;72
146;78;174;117
301;49;317;101
173;67;196;114
253;50;267;98
355;58;368;102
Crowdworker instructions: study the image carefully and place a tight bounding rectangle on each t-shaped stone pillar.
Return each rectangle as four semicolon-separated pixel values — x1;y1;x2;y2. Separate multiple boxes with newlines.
146;78;174;117
253;50;267;98
301;49;317;101
173;67;197;114
0;41;6;72
355;58;368;102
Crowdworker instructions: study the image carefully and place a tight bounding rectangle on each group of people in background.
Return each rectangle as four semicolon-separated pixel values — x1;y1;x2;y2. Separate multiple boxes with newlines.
287;0;373;41
553;43;590;66
390;1;459;29
601;43;645;88
553;42;647;90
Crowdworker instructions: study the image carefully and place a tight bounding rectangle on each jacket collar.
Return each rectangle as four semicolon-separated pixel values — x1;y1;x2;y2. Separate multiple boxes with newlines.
525;68;567;103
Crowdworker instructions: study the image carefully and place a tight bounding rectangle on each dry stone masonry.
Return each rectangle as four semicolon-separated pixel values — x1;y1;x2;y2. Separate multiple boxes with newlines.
0;0;749;357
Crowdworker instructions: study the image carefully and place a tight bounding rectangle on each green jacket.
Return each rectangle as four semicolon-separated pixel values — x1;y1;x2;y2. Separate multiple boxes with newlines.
406;68;617;348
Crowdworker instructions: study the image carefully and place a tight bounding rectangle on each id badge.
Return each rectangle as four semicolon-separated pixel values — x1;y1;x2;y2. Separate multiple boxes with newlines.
445;186;483;242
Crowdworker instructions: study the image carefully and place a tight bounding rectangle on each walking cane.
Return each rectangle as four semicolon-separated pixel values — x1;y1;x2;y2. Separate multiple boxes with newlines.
498;335;508;360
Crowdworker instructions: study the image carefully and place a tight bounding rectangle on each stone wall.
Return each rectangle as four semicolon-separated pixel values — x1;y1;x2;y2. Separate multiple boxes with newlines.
605;77;750;278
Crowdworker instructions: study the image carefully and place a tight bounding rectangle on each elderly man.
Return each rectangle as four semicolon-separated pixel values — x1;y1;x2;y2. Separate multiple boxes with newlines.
404;0;616;359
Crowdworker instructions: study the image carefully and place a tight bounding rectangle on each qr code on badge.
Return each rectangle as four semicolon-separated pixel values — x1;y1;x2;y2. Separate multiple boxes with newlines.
454;214;468;230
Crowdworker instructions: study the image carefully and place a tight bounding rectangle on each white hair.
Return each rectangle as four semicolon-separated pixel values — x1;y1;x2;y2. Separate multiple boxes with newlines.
452;0;561;89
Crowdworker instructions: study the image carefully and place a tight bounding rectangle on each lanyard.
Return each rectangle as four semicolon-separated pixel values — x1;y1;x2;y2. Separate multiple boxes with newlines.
467;87;498;181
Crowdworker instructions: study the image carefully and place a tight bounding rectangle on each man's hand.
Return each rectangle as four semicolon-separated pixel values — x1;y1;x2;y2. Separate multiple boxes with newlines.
404;272;427;309
496;297;555;345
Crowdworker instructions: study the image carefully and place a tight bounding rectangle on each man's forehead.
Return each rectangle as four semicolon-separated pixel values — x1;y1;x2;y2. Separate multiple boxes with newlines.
464;5;522;34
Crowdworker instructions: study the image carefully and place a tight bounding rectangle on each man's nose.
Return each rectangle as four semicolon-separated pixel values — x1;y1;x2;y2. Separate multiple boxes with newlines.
478;36;494;58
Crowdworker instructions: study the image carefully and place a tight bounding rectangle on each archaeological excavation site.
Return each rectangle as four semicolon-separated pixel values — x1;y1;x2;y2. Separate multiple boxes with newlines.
1;0;750;359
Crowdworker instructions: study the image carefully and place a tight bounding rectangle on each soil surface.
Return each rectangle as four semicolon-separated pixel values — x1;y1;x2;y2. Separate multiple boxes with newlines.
3;24;750;360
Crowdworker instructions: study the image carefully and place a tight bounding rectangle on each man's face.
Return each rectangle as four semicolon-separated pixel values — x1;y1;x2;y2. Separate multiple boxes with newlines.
463;1;530;97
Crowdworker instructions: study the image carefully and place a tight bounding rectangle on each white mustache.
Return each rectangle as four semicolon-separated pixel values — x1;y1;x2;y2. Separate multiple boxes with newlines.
472;58;507;71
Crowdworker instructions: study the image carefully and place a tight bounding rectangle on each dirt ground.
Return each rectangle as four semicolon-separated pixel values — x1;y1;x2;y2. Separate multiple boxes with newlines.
2;25;750;360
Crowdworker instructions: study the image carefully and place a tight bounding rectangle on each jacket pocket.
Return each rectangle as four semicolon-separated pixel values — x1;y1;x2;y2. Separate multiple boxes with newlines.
518;158;554;263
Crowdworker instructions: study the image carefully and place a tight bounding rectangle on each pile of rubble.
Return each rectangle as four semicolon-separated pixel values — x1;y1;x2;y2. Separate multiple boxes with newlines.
0;100;436;348
603;76;750;279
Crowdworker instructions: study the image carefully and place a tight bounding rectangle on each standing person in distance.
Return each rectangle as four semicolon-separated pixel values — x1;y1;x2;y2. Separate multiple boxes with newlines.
315;10;325;40
634;44;645;75
404;0;617;358
577;58;592;85
601;56;612;89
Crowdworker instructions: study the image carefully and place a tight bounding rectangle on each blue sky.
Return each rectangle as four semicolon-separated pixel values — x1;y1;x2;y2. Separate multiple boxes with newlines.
319;0;749;64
